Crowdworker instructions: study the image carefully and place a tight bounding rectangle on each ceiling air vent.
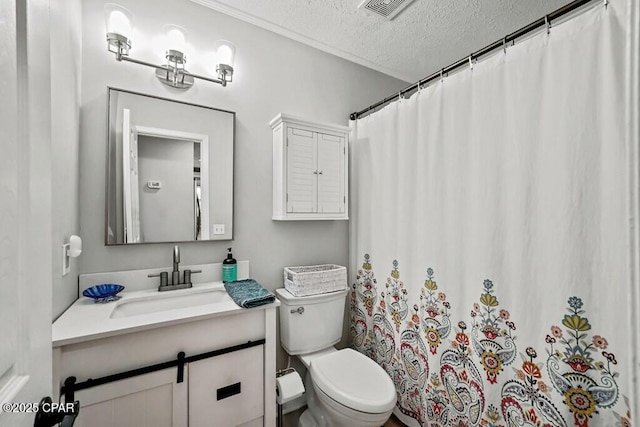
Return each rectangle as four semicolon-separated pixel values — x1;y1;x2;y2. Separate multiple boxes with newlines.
357;0;416;20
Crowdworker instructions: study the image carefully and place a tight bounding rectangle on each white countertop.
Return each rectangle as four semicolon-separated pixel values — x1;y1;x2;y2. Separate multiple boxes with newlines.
52;281;279;348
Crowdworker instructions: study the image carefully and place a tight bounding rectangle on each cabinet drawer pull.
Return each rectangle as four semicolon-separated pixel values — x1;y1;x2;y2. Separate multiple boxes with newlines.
290;307;304;314
217;382;241;401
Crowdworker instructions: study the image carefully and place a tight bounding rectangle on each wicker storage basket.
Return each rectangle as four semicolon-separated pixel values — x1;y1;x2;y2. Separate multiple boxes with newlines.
283;264;347;296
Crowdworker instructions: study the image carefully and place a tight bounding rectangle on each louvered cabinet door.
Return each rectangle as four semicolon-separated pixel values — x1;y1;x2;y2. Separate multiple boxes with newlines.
286;127;318;213
316;132;345;214
271;113;349;220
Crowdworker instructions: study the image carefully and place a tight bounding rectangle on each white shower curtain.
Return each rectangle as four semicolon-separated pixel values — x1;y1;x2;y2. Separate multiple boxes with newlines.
350;3;635;426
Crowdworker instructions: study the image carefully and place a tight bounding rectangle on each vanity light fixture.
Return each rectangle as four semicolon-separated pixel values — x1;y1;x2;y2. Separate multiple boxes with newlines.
104;3;236;88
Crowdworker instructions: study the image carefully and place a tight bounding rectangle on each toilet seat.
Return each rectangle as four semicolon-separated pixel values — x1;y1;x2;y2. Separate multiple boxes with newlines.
298;347;337;368
309;348;396;414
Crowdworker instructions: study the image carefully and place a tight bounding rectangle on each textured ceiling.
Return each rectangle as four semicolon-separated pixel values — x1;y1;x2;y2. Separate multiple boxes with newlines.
192;0;572;83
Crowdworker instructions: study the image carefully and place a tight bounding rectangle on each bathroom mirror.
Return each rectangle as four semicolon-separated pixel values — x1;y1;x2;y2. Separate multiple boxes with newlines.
106;88;234;245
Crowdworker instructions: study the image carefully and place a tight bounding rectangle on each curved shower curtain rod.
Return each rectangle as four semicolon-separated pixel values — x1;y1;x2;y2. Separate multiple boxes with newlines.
350;0;603;121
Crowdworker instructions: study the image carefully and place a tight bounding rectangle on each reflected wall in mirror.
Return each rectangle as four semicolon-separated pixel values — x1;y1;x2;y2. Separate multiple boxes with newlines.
106;88;234;245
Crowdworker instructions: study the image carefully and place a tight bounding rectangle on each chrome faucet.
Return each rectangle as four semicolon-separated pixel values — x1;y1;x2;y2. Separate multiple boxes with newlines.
148;245;201;291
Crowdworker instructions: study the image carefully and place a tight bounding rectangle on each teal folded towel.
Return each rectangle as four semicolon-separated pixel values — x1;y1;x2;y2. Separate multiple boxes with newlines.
224;279;275;308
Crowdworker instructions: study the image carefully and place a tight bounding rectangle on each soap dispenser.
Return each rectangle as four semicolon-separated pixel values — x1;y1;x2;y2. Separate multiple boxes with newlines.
222;247;237;282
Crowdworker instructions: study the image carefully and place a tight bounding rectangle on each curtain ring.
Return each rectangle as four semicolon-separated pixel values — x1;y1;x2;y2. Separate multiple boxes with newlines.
503;37;507;54
545;15;551;35
440;69;444;82
604;0;608;8
468;55;474;71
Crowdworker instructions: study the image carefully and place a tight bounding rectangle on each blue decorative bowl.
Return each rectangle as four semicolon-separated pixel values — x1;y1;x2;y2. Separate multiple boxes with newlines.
83;284;125;303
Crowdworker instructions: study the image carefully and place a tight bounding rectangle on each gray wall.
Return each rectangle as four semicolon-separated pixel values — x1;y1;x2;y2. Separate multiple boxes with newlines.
51;0;82;319
77;0;406;364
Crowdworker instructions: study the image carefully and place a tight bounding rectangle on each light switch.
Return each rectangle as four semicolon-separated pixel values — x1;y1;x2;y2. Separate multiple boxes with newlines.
62;243;70;276
213;224;225;235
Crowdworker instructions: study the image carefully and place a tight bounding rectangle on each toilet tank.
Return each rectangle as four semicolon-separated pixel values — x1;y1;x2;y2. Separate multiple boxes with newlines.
276;288;347;355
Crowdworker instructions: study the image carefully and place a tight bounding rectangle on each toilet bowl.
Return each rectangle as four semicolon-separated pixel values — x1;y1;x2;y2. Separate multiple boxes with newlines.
300;348;396;427
275;288;396;427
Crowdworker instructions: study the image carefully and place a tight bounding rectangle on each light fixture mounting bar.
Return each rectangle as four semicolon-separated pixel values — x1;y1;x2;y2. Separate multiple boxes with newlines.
115;55;226;87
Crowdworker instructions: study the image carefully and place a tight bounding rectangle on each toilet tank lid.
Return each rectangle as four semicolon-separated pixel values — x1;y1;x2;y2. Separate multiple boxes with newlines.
310;348;396;414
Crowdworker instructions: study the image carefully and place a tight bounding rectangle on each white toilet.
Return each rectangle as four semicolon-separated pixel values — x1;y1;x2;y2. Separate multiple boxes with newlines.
276;288;396;427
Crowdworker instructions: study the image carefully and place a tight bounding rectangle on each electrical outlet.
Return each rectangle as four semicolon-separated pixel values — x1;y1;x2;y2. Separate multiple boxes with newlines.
213;224;225;235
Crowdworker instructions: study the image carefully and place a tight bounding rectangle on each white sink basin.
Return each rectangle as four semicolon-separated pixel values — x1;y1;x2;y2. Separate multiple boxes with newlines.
110;287;232;318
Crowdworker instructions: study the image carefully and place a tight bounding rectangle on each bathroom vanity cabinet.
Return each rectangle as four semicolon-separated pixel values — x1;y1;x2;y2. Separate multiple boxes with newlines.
271;113;349;220
52;292;277;427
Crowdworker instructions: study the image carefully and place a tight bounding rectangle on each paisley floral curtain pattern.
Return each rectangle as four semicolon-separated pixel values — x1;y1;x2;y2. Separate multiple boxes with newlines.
349;3;636;426
350;256;632;426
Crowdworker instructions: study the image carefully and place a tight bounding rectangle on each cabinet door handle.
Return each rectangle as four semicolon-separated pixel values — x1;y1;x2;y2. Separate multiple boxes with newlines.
317;170;323;175
290;307;304;314
217;382;241;401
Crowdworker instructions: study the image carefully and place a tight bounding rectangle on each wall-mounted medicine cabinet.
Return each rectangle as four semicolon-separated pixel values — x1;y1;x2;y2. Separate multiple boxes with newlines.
270;113;349;221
